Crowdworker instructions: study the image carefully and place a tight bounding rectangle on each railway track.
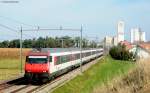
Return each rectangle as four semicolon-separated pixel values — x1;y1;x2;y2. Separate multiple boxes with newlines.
0;56;103;93
0;77;25;91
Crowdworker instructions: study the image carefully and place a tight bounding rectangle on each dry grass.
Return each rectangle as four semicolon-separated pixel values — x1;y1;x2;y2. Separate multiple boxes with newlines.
0;48;30;59
0;48;30;81
93;58;150;93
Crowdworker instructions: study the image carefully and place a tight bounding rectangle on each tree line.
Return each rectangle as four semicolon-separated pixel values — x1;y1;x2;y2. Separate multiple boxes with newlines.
0;36;100;48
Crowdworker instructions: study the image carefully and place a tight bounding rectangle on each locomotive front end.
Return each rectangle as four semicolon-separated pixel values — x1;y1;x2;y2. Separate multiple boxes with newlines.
24;51;51;82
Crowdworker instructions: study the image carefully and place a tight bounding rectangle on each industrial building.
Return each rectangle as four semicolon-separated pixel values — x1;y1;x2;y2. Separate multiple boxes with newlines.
104;36;113;47
131;28;146;43
113;36;118;46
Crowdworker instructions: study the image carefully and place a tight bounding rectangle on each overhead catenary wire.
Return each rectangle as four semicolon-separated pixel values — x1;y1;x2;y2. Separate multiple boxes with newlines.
0;15;36;28
0;15;38;38
0;30;19;38
0;23;35;39
0;23;18;33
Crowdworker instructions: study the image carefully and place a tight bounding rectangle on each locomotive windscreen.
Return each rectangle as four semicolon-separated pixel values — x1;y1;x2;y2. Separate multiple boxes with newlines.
26;56;48;64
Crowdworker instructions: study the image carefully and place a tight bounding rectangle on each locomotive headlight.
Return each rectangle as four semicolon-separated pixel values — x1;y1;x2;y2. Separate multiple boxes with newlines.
27;71;31;72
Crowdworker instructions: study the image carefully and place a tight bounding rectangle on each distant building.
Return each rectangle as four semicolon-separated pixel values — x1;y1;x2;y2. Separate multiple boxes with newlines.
113;36;118;46
140;31;146;42
104;36;113;47
117;21;125;43
131;28;140;43
131;28;146;43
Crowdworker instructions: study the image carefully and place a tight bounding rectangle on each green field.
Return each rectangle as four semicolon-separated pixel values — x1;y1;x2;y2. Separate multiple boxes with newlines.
52;56;134;93
0;59;24;80
0;48;29;80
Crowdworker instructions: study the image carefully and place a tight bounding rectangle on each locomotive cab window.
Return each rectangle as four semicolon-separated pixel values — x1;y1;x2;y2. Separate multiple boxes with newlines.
26;56;48;64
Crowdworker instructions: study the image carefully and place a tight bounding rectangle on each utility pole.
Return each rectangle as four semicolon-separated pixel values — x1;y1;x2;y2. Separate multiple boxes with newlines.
93;41;94;48
80;25;83;73
96;36;98;48
96;36;98;57
61;39;64;48
103;38;106;55
20;26;23;73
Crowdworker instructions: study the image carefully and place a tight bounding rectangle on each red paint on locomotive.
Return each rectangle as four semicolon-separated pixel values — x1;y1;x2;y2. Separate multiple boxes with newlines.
25;51;50;73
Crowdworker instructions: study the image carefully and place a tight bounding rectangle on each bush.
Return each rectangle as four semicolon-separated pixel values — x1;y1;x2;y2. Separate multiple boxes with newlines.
109;44;133;61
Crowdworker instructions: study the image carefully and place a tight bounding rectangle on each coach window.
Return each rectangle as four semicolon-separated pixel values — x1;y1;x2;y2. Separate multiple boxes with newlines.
78;53;80;59
92;51;94;54
57;56;61;65
76;54;78;59
82;53;84;58
49;56;52;62
61;56;65;63
75;54;77;60
65;55;68;62
67;55;70;62
72;54;75;60
69;55;73;61
76;54;79;59
87;52;89;56
92;51;95;54
65;55;67;62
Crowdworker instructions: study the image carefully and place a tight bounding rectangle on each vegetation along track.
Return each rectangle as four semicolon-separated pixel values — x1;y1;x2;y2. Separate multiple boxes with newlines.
0;56;103;93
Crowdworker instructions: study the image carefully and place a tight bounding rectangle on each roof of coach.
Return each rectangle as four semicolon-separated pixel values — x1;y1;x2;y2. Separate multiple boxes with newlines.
31;48;102;54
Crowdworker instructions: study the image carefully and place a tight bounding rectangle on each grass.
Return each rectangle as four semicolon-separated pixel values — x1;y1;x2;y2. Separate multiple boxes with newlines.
93;58;150;93
0;48;30;80
0;59;22;69
52;56;134;93
0;59;24;80
0;69;20;80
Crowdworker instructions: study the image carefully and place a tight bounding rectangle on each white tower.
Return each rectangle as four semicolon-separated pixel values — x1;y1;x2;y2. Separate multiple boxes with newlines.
130;28;140;43
130;28;146;43
140;31;146;42
134;28;140;42
117;21;125;43
131;28;134;43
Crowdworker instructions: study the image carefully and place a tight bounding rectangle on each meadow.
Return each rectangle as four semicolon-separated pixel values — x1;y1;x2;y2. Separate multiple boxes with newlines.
0;48;30;80
52;56;134;93
94;58;150;93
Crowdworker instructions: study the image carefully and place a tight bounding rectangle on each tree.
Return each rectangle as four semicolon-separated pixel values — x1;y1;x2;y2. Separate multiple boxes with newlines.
109;44;134;61
0;36;98;48
9;39;20;48
23;39;32;48
0;40;9;48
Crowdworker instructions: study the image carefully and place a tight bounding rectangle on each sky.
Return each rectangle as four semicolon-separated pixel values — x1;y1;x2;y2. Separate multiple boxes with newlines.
0;0;150;41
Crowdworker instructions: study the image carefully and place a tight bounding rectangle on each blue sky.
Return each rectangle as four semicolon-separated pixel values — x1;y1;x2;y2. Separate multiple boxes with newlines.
0;0;150;41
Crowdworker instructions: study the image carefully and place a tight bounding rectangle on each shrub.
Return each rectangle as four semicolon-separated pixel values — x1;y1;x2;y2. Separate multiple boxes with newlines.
109;44;133;61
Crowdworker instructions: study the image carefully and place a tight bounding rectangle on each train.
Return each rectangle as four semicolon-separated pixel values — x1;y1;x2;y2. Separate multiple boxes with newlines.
24;48;103;82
